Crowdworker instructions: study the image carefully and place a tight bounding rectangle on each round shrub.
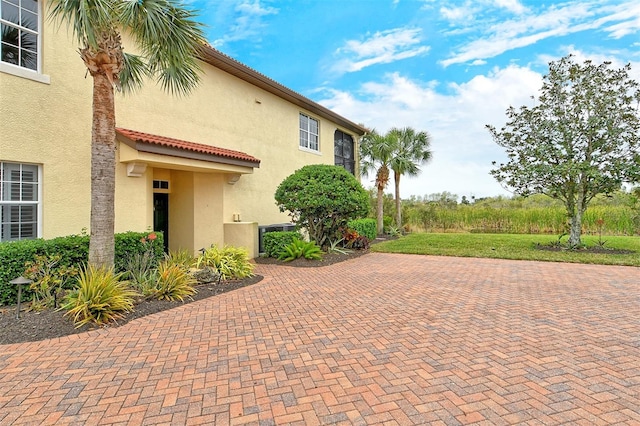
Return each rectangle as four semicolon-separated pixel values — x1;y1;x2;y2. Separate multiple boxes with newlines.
275;165;369;247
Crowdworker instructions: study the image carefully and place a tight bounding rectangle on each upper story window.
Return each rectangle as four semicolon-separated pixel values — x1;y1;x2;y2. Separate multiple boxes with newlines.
299;113;319;152
1;0;39;71
1;162;40;241
334;130;355;175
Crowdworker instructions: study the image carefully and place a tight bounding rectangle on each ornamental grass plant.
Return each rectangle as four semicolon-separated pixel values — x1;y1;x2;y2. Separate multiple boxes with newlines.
61;264;138;328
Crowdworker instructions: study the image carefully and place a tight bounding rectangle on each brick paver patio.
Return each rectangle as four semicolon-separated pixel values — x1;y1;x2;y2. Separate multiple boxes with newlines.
0;253;639;425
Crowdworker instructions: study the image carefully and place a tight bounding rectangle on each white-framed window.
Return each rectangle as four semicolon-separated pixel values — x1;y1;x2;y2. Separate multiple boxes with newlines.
0;0;49;83
0;162;41;242
299;113;319;152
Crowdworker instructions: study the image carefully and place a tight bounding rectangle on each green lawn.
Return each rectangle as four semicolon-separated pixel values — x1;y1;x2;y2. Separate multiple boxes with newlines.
371;233;640;266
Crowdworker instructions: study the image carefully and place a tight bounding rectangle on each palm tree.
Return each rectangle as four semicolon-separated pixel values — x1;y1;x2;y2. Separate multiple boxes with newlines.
360;130;396;234
390;127;432;228
49;0;206;267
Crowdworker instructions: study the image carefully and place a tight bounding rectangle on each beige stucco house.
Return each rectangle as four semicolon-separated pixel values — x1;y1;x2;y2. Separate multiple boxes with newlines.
0;0;365;257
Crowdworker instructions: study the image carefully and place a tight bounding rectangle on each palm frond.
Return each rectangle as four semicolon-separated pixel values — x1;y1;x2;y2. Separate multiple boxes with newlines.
48;0;117;48
121;0;206;95
119;52;149;93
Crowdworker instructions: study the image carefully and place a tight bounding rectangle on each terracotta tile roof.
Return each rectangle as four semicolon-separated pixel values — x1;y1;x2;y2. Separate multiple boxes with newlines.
116;128;260;166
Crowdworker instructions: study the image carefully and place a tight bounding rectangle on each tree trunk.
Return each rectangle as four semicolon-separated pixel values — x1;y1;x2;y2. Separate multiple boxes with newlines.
376;185;384;235
567;187;586;248
394;171;401;228
568;209;583;247
89;73;116;267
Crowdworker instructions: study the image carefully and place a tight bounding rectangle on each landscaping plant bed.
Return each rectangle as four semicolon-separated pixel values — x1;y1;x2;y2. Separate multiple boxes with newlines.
0;238;387;345
0;275;263;345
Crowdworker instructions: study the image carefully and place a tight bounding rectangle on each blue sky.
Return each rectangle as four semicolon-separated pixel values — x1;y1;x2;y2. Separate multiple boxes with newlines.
193;0;640;200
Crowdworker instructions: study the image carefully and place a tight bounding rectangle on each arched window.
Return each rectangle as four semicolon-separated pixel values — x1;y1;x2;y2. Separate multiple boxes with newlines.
334;130;354;175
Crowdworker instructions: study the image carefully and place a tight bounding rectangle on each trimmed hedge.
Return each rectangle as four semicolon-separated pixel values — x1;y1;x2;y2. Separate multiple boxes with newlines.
0;232;163;306
263;231;301;258
348;218;377;241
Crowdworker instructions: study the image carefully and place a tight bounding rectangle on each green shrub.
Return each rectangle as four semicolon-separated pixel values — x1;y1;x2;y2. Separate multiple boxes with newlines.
275;164;369;247
383;216;393;230
0;231;164;306
263;231;301;258
154;261;196;301
61;264;138;328
114;232;164;273
195;245;255;280
348;218;377;241
278;239;322;261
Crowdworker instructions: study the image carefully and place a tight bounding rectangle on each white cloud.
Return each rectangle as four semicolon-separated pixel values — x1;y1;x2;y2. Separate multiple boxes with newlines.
440;6;472;22
318;65;543;198
331;28;430;74
441;1;640;67
493;0;528;15
600;2;640;38
211;0;278;48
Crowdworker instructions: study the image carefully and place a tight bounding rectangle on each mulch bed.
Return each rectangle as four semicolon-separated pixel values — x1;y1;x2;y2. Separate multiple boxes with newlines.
534;243;635;255
0;276;263;345
0;243;377;345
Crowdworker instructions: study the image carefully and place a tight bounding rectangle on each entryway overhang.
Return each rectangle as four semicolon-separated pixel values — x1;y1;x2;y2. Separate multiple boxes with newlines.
116;128;261;179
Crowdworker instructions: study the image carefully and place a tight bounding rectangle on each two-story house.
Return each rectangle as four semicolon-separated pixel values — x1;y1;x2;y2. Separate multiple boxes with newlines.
0;0;365;257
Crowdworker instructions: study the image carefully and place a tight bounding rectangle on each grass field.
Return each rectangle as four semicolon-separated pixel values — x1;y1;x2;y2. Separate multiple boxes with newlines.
371;233;640;266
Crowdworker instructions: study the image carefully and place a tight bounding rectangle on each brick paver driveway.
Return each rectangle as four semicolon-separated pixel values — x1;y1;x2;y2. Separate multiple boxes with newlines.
1;253;639;425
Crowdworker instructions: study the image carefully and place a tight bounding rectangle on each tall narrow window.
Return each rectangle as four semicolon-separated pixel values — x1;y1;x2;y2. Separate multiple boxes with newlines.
334;130;355;175
299;113;319;152
0;162;39;241
0;0;39;71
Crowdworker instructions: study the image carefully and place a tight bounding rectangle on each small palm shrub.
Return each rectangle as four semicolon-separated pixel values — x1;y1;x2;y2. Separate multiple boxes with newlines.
61;265;138;328
278;239;322;261
154;261;196;301
195;245;254;280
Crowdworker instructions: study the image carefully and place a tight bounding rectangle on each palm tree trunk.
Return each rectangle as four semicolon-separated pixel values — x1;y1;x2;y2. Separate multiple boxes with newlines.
394;171;401;228
89;73;116;267
376;186;384;235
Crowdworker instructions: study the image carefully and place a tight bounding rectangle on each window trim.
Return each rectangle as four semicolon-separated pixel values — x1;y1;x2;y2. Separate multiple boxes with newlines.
299;112;320;153
0;0;50;83
0;161;42;241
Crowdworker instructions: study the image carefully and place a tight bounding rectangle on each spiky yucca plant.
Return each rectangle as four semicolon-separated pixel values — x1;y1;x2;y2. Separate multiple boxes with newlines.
195;245;254;280
163;249;196;269
154;261;196;301
62;264;138;328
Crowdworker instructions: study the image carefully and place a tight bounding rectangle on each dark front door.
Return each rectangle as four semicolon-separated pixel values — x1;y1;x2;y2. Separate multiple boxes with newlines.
154;193;169;252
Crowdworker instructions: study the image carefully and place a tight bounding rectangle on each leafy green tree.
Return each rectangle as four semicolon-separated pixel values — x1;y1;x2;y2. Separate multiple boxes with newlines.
360;130;396;234
389;127;432;227
488;55;640;247
49;0;206;266
274;165;369;247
